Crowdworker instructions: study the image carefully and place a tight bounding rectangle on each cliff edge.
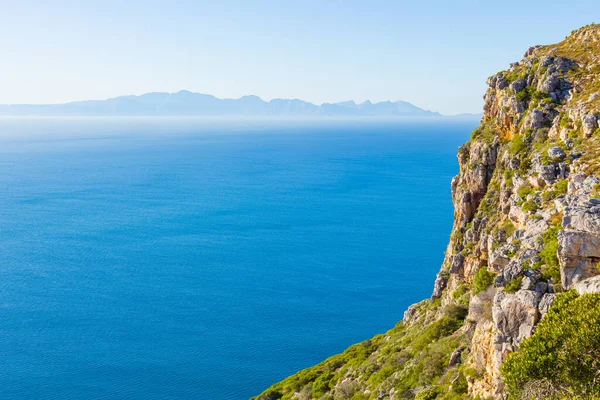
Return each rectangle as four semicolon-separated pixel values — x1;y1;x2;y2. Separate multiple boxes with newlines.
254;24;600;400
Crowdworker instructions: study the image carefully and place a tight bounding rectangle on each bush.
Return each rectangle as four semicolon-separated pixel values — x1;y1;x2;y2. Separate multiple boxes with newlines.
518;184;533;199
312;373;333;397
414;317;464;350
502;291;600;398
521;200;539;212
540;225;561;285
504;276;523;293
415;387;438;400
555;179;568;195
452;284;470;306
501;219;516;237
510;134;527;155
473;267;495;294
451;372;469;395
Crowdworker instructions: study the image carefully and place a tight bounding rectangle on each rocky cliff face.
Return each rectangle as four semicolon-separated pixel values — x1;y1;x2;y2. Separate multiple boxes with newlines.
439;24;600;398
255;24;600;400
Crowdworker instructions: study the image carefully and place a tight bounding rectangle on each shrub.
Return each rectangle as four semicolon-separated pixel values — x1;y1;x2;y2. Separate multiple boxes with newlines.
510;134;527;155
555;179;568;195
469;287;494;322
312;373;334;397
521;200;539;212
451;373;469;395
415;387;438;400
518;184;533;199
414;317;464;350
473;267;495;294
501;219;516;237
259;389;283;400
540;224;561;285
452;284;470;306
502;291;600;398
504;276;523;293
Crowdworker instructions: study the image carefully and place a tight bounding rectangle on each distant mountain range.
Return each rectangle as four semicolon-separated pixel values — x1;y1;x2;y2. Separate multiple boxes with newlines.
0;91;455;117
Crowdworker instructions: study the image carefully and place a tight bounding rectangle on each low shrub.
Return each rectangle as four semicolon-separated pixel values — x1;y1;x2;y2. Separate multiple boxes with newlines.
473;267;495;294
502;291;600;399
504;276;523;293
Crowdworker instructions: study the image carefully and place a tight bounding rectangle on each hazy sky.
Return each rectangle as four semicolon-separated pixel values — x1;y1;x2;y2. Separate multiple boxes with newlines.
0;1;596;114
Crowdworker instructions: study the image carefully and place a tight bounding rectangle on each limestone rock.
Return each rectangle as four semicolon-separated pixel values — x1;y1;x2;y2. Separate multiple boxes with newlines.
547;146;566;161
538;293;557;316
431;274;448;299
448;347;464;367
574;275;600;295
492;289;539;345
563;204;600;234
582;112;599;137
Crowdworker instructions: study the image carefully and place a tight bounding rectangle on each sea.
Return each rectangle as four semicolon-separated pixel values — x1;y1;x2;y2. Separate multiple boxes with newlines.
0;117;475;399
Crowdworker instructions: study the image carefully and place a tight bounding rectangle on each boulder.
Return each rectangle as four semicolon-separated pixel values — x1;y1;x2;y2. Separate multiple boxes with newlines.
510;78;527;93
448;347;464;367
449;254;465;274
563;205;600;234
558;230;600;287
537;73;560;93
523;109;546;130
547;146;566;161
431;273;448;299
582;112;599;137
574;275;600;295
558;230;600;258
493;290;539;344
538;293;557;317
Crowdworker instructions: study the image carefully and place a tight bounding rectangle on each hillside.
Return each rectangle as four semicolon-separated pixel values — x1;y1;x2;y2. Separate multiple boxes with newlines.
253;24;600;400
0;92;440;117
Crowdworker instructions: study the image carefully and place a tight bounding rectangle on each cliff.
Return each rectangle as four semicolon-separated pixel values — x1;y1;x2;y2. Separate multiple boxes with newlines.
254;24;600;400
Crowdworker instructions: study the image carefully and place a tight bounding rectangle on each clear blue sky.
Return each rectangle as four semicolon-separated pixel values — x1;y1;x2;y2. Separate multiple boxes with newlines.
0;1;596;114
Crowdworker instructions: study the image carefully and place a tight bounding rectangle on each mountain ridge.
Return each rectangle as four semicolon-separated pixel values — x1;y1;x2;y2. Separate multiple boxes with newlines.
0;91;444;117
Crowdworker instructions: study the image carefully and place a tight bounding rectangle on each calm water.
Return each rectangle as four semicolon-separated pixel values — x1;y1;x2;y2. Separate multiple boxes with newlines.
0;118;473;399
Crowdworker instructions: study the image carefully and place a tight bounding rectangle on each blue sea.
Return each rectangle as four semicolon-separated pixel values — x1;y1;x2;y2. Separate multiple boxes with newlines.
0;118;474;399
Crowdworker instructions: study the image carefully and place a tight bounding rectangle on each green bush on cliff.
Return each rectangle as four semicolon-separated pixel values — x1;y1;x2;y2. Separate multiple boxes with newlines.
504;276;523;294
473;267;495;294
415;387;438;400
521;200;539;213
539;219;562;286
502;291;600;399
510;134;527;155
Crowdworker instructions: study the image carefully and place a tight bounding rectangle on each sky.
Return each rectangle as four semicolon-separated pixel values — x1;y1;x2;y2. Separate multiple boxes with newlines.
0;1;597;115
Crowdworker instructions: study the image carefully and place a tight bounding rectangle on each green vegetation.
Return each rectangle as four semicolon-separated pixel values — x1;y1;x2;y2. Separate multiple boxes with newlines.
538;214;562;287
505;69;527;84
542;179;568;202
517;184;533;199
415;388;438;400
502;291;600;399
521;200;539;213
501;219;516;238
510;134;527;155
254;301;470;400
504;276;523;294
514;86;551;106
452;284;470;307
470;124;497;144
473;267;495;294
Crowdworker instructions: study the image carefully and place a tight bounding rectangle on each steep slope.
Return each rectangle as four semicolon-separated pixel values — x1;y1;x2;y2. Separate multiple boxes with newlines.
253;24;600;400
